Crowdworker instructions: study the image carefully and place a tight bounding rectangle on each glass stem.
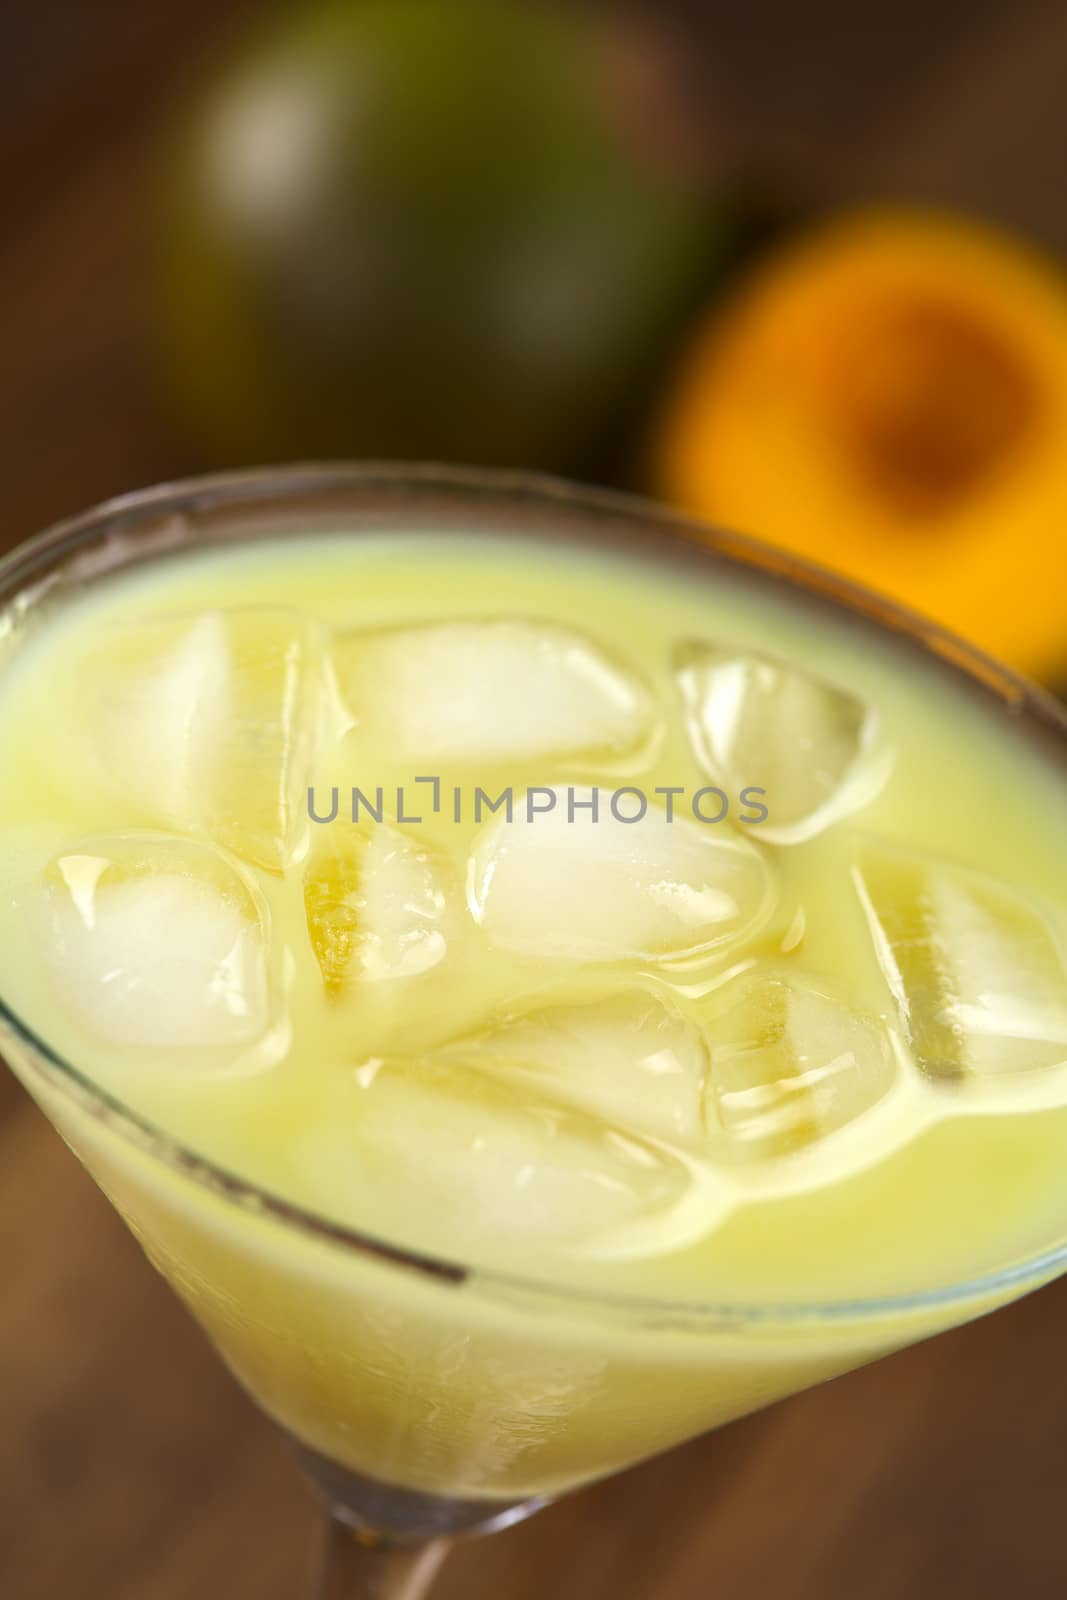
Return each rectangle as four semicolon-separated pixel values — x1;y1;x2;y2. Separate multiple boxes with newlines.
312;1515;450;1600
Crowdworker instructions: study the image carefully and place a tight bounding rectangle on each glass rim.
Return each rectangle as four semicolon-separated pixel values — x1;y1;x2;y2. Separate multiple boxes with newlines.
4;458;1067;1331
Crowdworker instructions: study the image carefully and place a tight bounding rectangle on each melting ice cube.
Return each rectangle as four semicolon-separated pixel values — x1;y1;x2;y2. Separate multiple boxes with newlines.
298;1054;705;1259
304;824;450;995
468;790;774;965
675;642;888;844
450;987;709;1149
854;845;1067;1080
79;608;319;872
331;618;656;765
42;834;270;1052
704;968;896;1160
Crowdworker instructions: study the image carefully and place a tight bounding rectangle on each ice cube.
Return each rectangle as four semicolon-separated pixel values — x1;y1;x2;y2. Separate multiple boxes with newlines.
298;1054;707;1259
468;790;774;965
675;642;888;844
451;987;709;1148
854;846;1067;1080
704;968;896;1160
331;618;656;765
304;824;450;995
79;608;319;872
41;833;270;1051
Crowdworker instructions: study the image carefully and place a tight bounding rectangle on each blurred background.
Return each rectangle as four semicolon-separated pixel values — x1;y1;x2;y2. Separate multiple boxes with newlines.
4;1;1067;1595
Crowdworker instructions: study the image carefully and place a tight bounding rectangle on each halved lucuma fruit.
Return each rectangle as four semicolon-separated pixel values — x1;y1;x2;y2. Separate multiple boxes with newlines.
654;209;1067;679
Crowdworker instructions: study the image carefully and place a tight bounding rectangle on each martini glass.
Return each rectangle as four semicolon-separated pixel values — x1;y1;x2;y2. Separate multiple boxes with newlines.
2;465;1067;1600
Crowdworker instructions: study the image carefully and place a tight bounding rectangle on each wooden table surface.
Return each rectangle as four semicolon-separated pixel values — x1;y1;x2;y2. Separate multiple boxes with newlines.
4;3;1067;1595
